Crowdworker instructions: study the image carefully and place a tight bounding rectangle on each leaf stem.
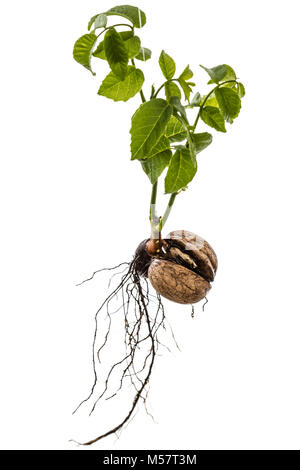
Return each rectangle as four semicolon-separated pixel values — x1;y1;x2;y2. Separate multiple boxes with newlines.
139;89;146;103
101;23;134;33
153;78;187;99
152;78;178;99
95;23;134;45
192;79;238;130
173;114;196;167
153;83;166;98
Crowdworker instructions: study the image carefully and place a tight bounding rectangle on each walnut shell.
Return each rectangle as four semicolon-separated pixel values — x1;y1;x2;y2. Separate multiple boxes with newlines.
147;230;217;304
148;259;211;304
166;230;218;282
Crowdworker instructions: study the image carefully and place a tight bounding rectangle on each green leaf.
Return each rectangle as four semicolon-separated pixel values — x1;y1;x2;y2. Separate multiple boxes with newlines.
93;31;133;60
190;92;201;107
141;150;172;184
165;115;186;143
135;47;152;61
207;64;236;84
200;64;227;83
165;147;197;193
124;36;141;58
202;92;218;108
120;31;134;40
106;5;146;28
145;136;170;158
223;64;236;81
88;14;99;31
214;87;241;122
73;33;98;75
179;65;193;81
94;13;107;29
201;106;226;132
188;136;197;168
178;78;194;102
159;50;176;80
237;82;246;98
165;110;195;167
104;28;128;80
165;81;181;102
130;99;172;160
98;66;144;102
92;41;106;60
169;96;188;122
192;133;213;154
178;65;194;101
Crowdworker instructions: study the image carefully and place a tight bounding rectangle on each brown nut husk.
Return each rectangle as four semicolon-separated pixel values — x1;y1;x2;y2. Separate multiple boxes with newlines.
148;259;211;304
147;230;217;304
166;230;218;282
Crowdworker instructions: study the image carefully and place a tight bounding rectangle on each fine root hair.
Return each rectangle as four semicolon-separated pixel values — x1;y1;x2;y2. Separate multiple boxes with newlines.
71;257;177;446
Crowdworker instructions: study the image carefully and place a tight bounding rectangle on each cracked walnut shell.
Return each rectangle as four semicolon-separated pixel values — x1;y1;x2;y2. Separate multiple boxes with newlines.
148;230;217;304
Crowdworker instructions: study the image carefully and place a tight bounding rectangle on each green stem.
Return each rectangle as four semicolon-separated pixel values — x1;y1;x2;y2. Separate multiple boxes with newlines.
139;89;146;103
161;192;177;229
193;79;238;130
175;114;192;144
96;23;134;40
153;83;165;98
150;181;158;209
132;59;152;234
152;78;178;99
153;78;188;99
173;114;196;167
150;181;159;238
131;59;146;102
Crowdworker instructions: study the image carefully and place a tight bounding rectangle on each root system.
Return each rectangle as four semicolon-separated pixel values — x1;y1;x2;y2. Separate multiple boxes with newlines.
72;255;176;446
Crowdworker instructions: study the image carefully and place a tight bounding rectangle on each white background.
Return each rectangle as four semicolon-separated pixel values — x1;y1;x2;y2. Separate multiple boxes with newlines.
1;0;300;450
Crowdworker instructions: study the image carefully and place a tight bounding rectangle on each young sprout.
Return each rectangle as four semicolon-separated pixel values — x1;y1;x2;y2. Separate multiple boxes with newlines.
72;4;245;445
